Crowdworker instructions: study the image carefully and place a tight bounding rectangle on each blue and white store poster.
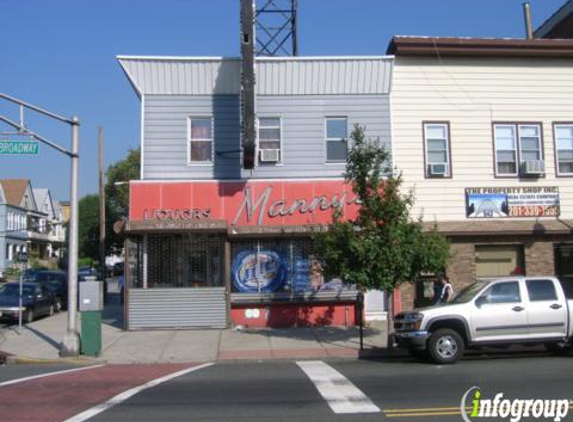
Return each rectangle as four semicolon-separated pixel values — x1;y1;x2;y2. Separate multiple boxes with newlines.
232;250;287;293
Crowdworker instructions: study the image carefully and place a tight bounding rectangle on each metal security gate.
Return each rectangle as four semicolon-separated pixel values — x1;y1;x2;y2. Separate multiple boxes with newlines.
126;234;227;329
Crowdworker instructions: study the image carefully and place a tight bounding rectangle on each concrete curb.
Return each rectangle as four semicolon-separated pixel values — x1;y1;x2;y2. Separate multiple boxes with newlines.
1;351;105;366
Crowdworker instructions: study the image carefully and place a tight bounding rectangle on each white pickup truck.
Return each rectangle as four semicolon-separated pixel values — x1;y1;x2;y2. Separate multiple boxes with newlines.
394;276;573;364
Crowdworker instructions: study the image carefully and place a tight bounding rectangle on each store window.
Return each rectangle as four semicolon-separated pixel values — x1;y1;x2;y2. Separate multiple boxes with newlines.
325;117;348;162
188;117;213;163
258;117;281;164
231;238;353;295
493;123;543;177
145;234;223;288
475;245;525;278
554;124;573;176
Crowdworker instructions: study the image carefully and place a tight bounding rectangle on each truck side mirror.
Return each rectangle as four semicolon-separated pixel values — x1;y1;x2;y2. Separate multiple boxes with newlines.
475;296;486;308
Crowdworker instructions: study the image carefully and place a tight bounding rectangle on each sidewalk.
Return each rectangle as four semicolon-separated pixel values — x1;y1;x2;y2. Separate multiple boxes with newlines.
0;295;388;365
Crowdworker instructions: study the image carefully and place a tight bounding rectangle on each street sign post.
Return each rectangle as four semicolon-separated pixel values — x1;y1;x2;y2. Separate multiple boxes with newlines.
0;139;39;154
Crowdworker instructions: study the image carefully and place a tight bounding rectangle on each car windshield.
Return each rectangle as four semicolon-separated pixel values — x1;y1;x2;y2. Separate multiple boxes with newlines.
35;273;64;287
0;284;35;297
449;280;491;304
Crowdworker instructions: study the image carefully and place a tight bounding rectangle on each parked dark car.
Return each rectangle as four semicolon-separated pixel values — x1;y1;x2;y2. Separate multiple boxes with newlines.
28;270;68;311
78;266;98;281
112;262;124;276
0;282;56;323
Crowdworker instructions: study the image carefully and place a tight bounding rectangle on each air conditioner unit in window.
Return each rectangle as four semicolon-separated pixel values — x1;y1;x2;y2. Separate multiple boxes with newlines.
428;163;449;176
522;160;545;175
260;148;280;163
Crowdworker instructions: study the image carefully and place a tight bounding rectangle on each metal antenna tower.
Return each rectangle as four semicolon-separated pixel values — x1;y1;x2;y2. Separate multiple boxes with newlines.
255;0;297;56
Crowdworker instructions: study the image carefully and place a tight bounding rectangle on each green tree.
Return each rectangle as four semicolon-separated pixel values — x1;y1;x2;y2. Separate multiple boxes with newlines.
105;147;140;217
315;126;450;334
104;147;140;250
78;194;100;261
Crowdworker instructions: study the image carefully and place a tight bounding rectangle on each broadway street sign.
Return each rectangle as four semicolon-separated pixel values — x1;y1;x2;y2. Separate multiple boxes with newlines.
0;140;39;155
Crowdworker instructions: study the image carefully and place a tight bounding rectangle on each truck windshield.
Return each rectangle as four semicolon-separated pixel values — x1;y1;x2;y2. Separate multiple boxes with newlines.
450;280;490;304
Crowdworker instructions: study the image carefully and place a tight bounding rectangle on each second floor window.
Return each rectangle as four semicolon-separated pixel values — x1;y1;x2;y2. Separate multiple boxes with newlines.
258;117;281;164
494;123;542;177
554;124;573;176
326;117;348;162
188;117;212;163
424;122;451;177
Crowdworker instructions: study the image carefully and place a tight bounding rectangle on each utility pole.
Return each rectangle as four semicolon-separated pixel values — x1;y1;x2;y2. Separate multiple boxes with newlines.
98;128;106;302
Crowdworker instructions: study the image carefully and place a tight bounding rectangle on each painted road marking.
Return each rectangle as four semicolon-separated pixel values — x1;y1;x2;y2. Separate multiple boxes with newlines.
0;364;104;387
62;362;214;422
296;360;380;414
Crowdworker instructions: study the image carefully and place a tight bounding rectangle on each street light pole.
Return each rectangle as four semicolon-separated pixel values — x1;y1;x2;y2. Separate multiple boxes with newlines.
60;116;81;356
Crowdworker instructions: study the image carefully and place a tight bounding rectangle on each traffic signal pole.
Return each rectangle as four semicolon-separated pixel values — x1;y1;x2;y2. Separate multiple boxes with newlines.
0;93;81;356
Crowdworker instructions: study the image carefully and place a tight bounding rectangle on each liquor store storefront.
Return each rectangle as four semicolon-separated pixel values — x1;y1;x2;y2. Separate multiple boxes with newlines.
124;179;361;330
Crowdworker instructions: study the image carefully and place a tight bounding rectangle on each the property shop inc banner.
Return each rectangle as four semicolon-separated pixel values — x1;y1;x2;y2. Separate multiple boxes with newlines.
465;186;560;218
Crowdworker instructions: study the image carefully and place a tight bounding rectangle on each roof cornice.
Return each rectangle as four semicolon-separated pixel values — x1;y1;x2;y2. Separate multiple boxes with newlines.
388;36;573;58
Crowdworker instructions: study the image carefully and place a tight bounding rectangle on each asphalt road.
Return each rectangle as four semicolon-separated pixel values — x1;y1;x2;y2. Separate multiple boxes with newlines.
1;353;572;422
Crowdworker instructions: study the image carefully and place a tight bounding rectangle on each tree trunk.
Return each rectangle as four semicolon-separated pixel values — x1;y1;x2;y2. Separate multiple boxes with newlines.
386;288;395;350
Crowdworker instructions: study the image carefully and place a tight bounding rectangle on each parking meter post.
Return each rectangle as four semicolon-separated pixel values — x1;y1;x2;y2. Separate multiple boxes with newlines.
357;291;364;351
18;276;22;329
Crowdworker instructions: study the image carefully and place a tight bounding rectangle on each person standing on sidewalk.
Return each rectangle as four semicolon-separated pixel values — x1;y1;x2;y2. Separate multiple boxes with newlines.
433;274;453;305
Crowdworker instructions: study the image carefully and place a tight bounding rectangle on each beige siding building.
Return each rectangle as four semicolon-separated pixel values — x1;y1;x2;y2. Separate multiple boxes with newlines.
389;37;573;310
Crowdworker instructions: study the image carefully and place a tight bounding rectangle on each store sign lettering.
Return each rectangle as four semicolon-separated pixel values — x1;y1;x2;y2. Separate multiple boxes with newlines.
143;208;211;221
232;186;359;226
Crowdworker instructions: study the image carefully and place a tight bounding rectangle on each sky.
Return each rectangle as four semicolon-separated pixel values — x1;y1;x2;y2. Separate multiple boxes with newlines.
0;0;567;201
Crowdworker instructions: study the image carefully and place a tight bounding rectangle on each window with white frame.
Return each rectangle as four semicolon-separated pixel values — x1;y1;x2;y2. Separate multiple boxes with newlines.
326;117;348;162
424;123;451;177
554;124;573;175
494;123;542;176
258;117;281;163
188;117;213;163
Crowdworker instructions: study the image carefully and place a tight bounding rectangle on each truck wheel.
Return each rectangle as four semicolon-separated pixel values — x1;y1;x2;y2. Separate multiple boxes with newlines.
428;328;464;364
545;342;572;356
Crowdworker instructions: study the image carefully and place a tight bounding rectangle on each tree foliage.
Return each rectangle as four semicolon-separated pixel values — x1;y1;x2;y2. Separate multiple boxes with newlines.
105;147;140;217
78;194;100;261
105;147;140;250
315;126;450;295
77;148;140;259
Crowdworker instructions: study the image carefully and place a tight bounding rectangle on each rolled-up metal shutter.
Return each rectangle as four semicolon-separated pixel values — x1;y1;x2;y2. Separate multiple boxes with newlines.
128;288;227;329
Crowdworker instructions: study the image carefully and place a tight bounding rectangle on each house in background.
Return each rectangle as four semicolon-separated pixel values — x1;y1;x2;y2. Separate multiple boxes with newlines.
33;188;66;261
388;36;573;311
0;179;66;275
535;0;573;39
0;179;35;274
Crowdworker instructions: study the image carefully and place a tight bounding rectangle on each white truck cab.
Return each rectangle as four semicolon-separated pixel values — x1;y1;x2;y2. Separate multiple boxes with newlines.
394;276;573;364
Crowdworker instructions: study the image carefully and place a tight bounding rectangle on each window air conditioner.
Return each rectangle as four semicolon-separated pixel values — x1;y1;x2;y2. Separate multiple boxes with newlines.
522;160;545;175
428;163;449;176
260;148;280;162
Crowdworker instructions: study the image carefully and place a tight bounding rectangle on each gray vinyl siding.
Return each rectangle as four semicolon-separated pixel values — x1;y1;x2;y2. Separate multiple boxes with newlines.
128;287;227;329
143;94;391;180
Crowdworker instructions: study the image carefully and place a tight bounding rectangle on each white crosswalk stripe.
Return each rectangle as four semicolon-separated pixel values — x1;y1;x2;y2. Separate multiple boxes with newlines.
296;360;381;414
